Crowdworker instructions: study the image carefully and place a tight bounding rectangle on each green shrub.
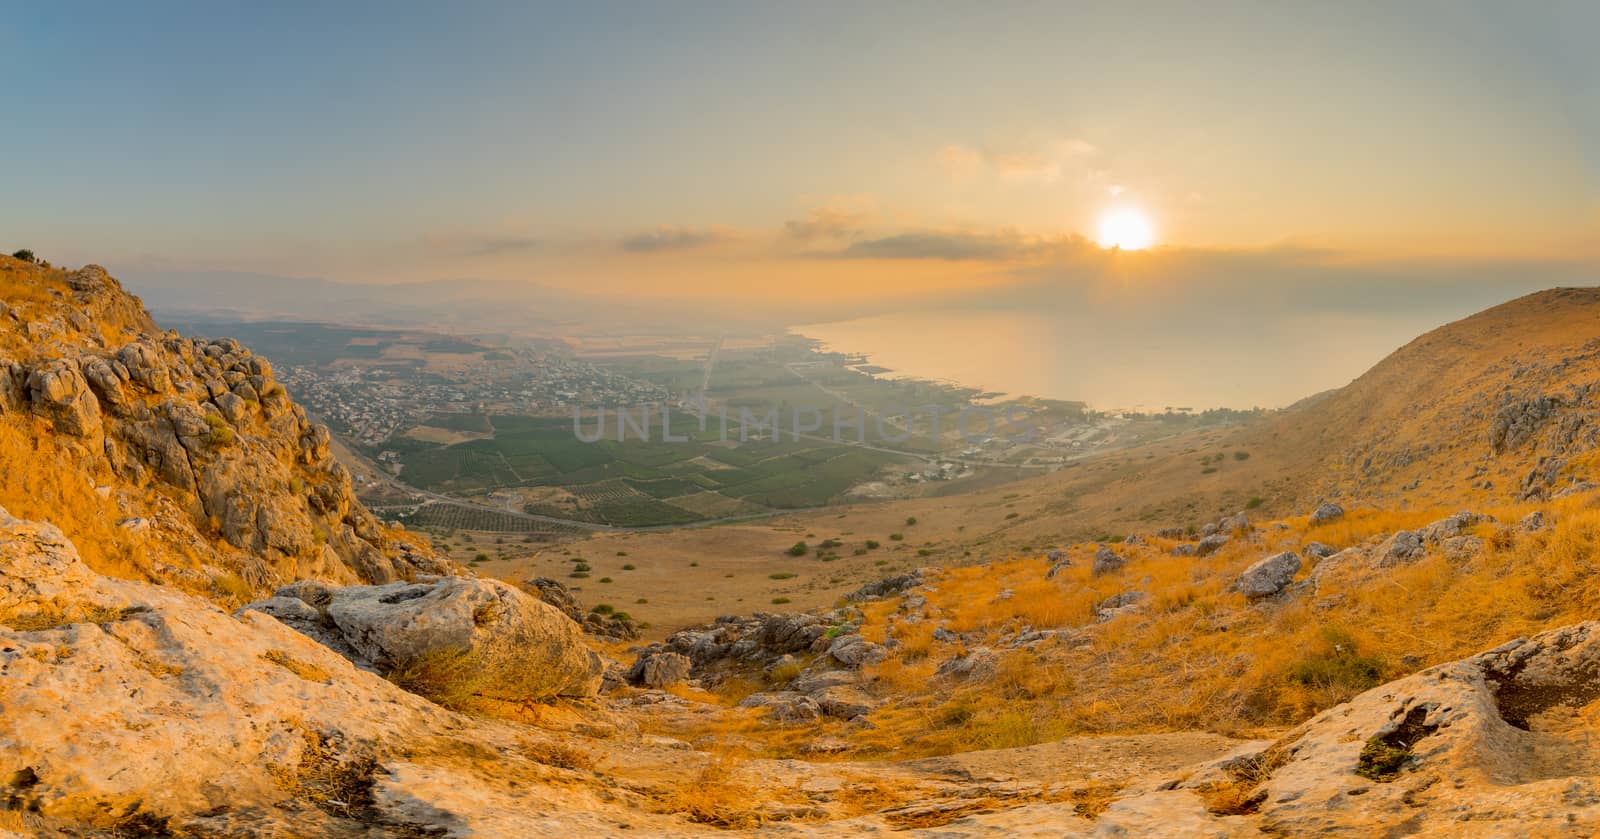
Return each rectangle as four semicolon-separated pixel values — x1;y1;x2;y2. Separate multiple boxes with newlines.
769;572;796;580
1288;627;1385;695
786;541;808;557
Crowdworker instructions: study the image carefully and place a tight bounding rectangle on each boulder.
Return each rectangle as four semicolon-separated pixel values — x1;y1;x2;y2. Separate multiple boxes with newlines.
626;650;692;688
1094;590;1149;622
1196;533;1230;556
1418;511;1489;542
24;360;102;438
1091;546;1127;576
1232;552;1302;599
827;633;888;667
1303;541;1337;560
1309;502;1345;524
1375;530;1424;567
248;576;604;699
737;691;821;723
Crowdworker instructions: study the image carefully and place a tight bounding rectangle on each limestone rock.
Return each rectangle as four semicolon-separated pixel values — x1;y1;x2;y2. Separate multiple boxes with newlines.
1303;541;1336;560
627;650;692;688
1309;502;1344;524
251;576;604;699
1091;545;1127;576
1231;552;1301;599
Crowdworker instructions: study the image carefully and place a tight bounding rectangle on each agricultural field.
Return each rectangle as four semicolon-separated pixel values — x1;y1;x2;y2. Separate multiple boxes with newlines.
374;413;912;527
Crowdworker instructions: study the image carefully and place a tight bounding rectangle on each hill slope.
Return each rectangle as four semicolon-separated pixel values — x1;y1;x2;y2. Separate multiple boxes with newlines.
0;256;443;602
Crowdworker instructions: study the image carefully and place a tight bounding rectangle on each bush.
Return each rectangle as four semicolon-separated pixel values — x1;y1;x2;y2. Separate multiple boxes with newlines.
768;572;796;580
591;604;615;614
1233;451;1251;461
906;516;918;526
865;539;880;549
767;660;803;683
1287;627;1385;696
771;597;792;605
786;541;808;557
10;249;35;263
621;563;636;570
889;533;905;541
598;577;613;583
202;414;234;447
1245;496;1265;509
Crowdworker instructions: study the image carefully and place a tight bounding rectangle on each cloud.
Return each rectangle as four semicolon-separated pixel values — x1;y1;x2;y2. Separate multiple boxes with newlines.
937;138;1098;184
784;206;870;242
835;230;1045;261
619;225;739;253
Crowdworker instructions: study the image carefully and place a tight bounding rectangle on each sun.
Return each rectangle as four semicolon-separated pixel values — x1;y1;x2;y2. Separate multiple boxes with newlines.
1096;207;1156;250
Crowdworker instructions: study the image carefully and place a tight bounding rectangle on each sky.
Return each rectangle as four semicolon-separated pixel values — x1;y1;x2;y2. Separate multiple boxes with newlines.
2;2;1598;329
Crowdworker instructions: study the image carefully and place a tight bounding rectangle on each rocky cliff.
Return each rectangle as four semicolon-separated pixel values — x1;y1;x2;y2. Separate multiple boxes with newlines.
0;256;444;600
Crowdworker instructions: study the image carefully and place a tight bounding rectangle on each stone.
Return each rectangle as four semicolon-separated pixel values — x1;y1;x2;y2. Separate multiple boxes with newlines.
1309;502;1344;524
1232;552;1302;599
1091;546;1127;576
1095;590;1149;622
1303;541;1336;560
626;650;692;688
1375;530;1424;567
253;576;604;699
737;691;821;722
1196;534;1230;556
827;633;888;667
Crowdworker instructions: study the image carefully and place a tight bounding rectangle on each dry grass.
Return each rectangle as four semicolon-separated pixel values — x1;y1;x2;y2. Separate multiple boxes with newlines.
516;736;595;771
269;730;379;819
262;649;332;682
0;603;132;632
753;493;1600;760
654;749;769;829
0;809;44;832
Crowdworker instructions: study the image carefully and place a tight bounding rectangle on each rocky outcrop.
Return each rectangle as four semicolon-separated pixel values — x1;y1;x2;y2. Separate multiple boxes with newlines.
0;257;443;597
524;576;639;639
844;570;924;602
243;577;604;699
0;508;461;835
1163;620;1600;836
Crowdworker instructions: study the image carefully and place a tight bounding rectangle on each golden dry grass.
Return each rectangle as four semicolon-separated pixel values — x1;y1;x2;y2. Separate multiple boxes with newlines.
653;749;769;829
261;649;332;682
698;492;1600;760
